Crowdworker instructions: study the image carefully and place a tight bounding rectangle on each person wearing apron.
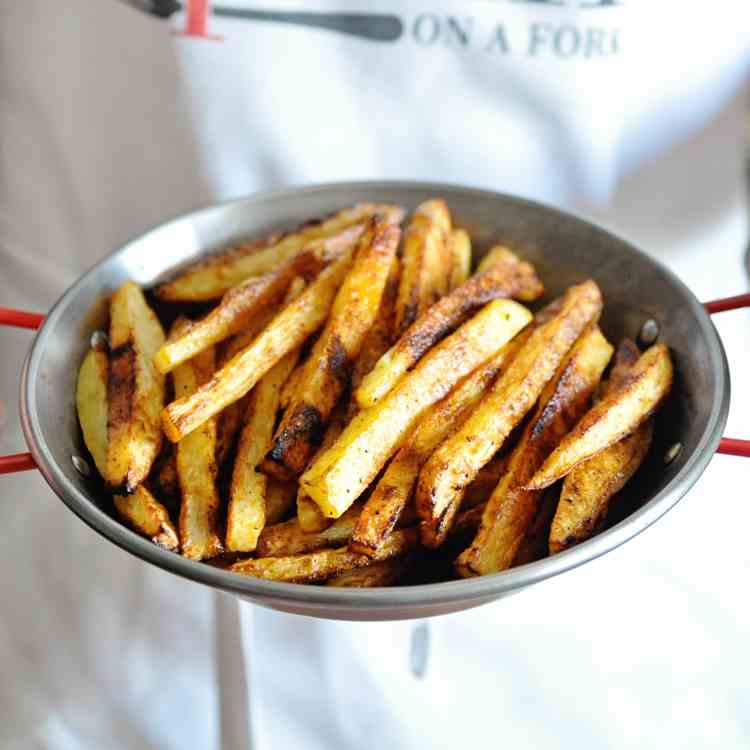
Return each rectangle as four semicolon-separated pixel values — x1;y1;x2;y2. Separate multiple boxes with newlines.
1;2;749;748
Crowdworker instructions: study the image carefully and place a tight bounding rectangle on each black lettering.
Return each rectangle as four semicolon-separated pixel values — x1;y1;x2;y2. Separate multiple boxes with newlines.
485;24;511;54
554;26;580;57
445;17;473;47
528;22;552;56
413;13;441;45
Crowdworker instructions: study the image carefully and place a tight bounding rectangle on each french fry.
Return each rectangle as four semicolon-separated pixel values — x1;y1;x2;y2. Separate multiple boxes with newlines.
106;282;166;492
256;504;362;557
510;488;560;566
417;281;603;548
461;454;510;509
153;247;324;374
393;199;452;336
349;336;523;557
76;347;109;476
162;251;354;443
114;486;179;551
153;445;179;503
548;340;653;554
526;343;672;490
299;299;533;519
356;247;543;408
265;480;298;526
454;326;613;574
347;254;401;416
279;359;305;411
477;245;520;274
326;557;413;587
156;202;404;301
448;229;472;291
171;319;223;560
296;412;347;532
262;217;401;479
226;348;300;553
230;528;417;583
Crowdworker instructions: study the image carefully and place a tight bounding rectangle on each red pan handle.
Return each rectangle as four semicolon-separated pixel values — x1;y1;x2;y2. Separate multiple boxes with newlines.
0;294;748;474
704;294;750;457
0;307;43;474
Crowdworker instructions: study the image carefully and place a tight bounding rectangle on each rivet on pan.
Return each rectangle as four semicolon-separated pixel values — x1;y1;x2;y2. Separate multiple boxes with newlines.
72;455;91;477
664;443;682;465
409;622;430;679
639;319;660;346
90;330;109;351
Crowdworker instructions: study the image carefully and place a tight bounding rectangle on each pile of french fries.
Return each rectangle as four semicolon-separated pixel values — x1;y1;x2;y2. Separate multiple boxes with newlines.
75;199;674;587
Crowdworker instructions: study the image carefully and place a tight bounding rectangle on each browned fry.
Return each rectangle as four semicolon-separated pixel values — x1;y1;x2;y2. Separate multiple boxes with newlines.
299;299;533;519
114;485;179;551
106;282;166;492
393;199;452;336
156;202;404;301
461;454;510;509
279;359;305;411
349;337;522;557
510;488;560;566
326;557;413;587
226;348;300;553
526;342;672;490
262;217;401;480
448;229;472;291
451;502;486;538
454;325;613;574
417;281;603;549
265;480;298;526
355;247;543;409
76;347;109;477
256;504;363;557
230;528;418;583
153;248;323;374
171;319;223;560
153;446;179;502
161;251;354;443
548;340;653;554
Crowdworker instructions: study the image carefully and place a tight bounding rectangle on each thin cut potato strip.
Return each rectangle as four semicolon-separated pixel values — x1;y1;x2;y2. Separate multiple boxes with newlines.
461;454;510;509
171;319;223;560
326;557;413;587
299;298;533;519
526;342;672;490
230;528;418;583
394;199;452;336
226;347;300;553
76;347;109;477
161;251;354;443
356;247;543;409
416;280;603;548
262;217;401;479
349;337;523;557
510;488;560;567
448;228;472;291
114;486;179;551
455;325;613;574
265;480;298;526
156;202;404;301
257;504;362;557
106;281;166;492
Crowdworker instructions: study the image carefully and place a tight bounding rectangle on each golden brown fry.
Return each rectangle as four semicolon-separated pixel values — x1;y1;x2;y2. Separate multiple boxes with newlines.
162;251;354;443
230;528;417;583
326;557;413;587
171;319;223;560
417;280;603;548
454;325;613;573
349;338;521;557
262;217;401;479
279;359;305;411
510;489;560;566
257;504;362;557
548;340;652;554
448;229;472;291
226;348;300;553
114;485;179;551
356;247;543;408
106;282;166;492
153;446;179;502
394;199;452;336
526;343;672;490
265;480;298;526
476;245;520;274
156;202;404;302
76;347;109;476
153;249;322;374
299;299;533;519
461;454;510;509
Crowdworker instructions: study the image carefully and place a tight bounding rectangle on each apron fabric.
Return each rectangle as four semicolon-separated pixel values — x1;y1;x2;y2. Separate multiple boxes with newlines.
1;2;749;748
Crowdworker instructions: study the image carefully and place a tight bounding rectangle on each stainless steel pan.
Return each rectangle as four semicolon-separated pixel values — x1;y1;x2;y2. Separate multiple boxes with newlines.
2;181;749;621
